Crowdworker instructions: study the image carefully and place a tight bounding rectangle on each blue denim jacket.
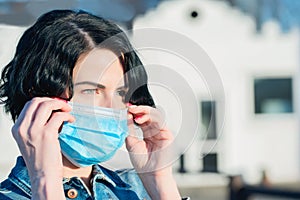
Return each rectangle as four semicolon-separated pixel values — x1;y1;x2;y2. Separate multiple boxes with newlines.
0;156;151;200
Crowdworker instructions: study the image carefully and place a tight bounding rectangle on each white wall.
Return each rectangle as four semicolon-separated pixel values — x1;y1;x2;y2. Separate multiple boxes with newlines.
0;25;27;180
134;0;300;184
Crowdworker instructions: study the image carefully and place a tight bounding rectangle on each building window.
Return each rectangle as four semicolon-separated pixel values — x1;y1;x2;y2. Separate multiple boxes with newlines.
201;101;217;140
254;78;293;114
202;153;218;173
177;154;187;173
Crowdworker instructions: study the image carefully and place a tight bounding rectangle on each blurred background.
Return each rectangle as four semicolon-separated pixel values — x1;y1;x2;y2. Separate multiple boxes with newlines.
1;0;300;199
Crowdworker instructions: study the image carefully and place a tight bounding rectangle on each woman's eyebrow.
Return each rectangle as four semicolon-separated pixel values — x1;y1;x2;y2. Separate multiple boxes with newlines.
74;81;105;89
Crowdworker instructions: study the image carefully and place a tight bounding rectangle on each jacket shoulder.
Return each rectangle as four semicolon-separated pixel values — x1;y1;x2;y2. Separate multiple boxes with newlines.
0;178;30;200
115;168;151;199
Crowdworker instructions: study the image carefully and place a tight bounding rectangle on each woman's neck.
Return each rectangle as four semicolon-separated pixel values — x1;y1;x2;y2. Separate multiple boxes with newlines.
62;156;93;191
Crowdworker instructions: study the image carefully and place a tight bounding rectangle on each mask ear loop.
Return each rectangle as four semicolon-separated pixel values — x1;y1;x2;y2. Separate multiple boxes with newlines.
115;107;127;134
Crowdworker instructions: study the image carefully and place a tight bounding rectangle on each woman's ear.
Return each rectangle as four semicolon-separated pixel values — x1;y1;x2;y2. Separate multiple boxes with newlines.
60;87;71;101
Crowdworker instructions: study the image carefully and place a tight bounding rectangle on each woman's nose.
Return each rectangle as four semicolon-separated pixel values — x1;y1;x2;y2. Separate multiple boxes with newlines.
99;94;113;108
95;92;125;109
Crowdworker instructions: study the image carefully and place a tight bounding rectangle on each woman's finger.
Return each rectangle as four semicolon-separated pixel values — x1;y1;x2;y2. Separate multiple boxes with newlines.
128;105;165;123
127;105;151;115
134;112;166;131
31;99;71;127
14;97;50;128
12;97;55;140
134;114;151;125
125;135;141;152
46;112;75;131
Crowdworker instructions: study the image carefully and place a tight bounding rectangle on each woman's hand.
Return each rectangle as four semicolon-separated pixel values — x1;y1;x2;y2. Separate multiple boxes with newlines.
126;105;181;200
11;97;74;200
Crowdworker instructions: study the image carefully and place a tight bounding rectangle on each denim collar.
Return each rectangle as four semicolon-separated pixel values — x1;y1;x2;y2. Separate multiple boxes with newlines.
8;157;31;196
8;156;130;197
91;164;130;188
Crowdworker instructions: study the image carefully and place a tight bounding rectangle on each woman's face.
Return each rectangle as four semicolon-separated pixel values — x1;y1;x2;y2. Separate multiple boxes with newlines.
70;48;127;108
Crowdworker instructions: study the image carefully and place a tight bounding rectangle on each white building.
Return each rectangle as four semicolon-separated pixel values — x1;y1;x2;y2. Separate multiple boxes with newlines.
133;0;300;186
0;0;299;187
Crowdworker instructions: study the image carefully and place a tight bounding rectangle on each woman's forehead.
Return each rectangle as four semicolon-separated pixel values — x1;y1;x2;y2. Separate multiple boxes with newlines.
73;48;124;85
75;49;119;70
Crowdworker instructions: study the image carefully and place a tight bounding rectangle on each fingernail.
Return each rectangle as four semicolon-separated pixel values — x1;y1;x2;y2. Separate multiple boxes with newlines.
134;115;143;121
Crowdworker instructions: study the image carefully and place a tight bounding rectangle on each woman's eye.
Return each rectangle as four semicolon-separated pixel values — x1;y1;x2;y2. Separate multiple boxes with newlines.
81;89;98;94
116;90;126;97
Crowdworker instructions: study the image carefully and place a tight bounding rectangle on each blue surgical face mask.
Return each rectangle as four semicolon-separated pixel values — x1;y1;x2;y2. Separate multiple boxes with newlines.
58;102;128;167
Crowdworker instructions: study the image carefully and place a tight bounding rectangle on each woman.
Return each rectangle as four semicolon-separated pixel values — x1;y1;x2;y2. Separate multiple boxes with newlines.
0;10;185;199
